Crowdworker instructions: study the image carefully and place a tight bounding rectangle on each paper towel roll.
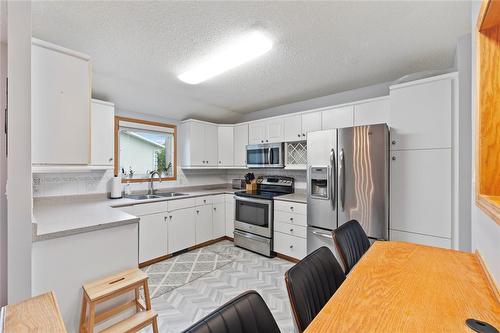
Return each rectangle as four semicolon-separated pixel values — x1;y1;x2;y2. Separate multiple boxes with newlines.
110;176;122;199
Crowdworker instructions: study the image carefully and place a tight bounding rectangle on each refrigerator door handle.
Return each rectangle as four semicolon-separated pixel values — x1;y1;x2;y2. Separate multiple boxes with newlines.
339;148;345;211
312;230;333;239
330;148;336;210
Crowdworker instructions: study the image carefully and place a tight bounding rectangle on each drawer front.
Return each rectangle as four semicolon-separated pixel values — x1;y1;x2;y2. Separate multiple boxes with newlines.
274;222;307;239
274;232;307;260
196;196;212;206
390;229;451;249
167;198;196;212
274;200;307;215
211;194;226;204
133;201;168;216
274;210;307;227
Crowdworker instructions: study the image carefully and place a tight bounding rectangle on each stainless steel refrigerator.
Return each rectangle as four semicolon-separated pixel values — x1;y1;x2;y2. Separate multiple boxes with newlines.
306;124;389;258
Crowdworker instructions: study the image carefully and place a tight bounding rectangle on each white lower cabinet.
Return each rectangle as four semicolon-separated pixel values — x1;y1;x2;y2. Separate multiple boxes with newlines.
225;195;235;238
139;212;168;263
195;204;213;245
274;232;307;260
168;208;196;253
212;203;226;238
390;229;451;249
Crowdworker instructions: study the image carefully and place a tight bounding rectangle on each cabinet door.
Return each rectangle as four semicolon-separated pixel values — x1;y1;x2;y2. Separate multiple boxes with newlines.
204;124;218;166
168;208;195;253
301;112;322;136
217;126;234;166
212;203;225;238
390;149;451;238
90;100;114;166
195;205;213;244
225;196;235;238
354;99;390;126
139;213;168;263
284;115;302;142
390;79;451;150
32;43;91;164
249;121;266;144
234;124;248;166
321;106;354;130
189;122;206;166
266;118;284;143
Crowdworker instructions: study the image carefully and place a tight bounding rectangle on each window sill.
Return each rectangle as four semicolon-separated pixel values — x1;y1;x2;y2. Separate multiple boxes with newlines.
476;195;500;225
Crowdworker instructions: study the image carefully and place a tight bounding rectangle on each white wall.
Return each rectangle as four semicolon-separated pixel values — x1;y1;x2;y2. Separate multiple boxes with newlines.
470;1;500;283
6;1;32;303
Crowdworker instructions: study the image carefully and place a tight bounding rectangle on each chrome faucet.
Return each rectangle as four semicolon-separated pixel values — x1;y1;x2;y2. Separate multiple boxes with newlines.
148;171;161;195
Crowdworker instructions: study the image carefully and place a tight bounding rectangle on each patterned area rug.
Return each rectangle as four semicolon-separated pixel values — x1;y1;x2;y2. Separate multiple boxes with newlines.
142;247;235;299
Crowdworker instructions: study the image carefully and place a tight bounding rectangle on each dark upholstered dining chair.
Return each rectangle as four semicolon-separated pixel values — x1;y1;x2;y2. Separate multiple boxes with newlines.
182;290;281;333
332;219;371;274
284;246;346;332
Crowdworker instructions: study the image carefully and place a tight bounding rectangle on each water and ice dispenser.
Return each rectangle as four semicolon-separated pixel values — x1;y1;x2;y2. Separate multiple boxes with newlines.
309;167;330;199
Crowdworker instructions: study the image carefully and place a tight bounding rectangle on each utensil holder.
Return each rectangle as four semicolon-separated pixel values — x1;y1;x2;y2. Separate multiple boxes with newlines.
246;180;257;192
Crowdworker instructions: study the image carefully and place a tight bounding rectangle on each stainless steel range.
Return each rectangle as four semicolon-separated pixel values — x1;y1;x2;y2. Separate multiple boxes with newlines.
233;176;294;257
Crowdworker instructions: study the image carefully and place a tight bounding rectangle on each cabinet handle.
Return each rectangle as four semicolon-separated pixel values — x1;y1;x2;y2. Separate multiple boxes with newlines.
290;206;294;210
392;156;396;161
196;210;199;214
164;216;168;221
261;140;264;143
297;134;301;137
203;199;206;203
266;140;268;142
219;161;221;164
290;217;293;221
391;140;396;145
169;215;172;220
302;133;305;137
213;207;216;211
290;245;294;249
290;228;294;232
109;157;113;162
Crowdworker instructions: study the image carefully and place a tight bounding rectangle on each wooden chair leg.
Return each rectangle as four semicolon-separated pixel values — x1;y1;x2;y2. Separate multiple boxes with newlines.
87;302;96;333
134;287;141;312
79;294;87;333
152;317;159;333
143;280;152;311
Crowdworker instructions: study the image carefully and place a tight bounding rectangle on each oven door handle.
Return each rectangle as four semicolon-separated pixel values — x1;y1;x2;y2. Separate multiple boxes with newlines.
235;196;272;206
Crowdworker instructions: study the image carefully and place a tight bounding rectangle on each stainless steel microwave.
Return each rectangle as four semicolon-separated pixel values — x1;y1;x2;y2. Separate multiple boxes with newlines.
246;143;284;168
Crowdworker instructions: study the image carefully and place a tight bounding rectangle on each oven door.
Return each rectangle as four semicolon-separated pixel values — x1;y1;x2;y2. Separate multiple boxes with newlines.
234;196;273;238
246;143;284;168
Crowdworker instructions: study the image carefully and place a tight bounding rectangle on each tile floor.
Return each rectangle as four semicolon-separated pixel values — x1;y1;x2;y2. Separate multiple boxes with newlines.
144;240;296;333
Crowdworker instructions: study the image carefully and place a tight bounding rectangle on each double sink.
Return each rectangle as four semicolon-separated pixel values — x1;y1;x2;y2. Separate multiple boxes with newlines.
125;192;188;200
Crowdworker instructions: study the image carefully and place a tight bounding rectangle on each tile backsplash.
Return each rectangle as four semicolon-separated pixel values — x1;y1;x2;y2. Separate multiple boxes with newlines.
33;167;307;198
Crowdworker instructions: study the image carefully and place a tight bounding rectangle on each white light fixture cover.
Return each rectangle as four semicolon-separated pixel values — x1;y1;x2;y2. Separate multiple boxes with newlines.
178;31;273;84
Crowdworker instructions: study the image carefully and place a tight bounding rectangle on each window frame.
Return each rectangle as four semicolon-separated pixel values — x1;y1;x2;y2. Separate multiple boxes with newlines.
114;116;177;183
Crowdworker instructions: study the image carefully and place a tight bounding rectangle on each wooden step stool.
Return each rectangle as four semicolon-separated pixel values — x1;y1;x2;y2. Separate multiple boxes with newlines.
79;268;159;333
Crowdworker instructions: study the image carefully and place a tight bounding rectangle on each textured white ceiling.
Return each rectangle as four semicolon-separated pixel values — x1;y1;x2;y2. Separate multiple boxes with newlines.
31;1;471;123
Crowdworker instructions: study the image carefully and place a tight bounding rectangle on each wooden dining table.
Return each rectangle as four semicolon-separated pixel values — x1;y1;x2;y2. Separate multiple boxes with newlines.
304;241;500;332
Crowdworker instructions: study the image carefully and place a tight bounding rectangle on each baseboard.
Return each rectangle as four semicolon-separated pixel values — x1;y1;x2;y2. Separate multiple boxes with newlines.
275;252;300;263
139;254;173;268
475;249;500;302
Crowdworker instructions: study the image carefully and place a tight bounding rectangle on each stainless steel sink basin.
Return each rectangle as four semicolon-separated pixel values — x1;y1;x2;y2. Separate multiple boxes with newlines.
155;192;188;198
125;194;161;200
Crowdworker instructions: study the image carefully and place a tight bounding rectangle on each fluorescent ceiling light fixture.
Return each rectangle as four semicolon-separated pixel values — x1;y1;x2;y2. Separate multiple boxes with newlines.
178;31;273;84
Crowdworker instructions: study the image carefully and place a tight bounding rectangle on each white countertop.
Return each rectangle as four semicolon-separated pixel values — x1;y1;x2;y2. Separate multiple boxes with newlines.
274;190;307;204
33;185;237;242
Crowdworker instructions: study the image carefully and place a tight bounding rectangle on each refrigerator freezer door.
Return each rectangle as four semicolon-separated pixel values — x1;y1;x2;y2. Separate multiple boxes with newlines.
307;130;337;230
337;124;389;239
307;226;345;271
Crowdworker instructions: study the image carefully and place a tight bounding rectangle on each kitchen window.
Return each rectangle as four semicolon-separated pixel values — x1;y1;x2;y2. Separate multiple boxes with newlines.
114;116;177;182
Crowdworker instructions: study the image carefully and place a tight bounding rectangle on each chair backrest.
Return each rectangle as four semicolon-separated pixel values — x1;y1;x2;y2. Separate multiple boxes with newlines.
182;290;281;333
333;219;371;274
285;246;346;332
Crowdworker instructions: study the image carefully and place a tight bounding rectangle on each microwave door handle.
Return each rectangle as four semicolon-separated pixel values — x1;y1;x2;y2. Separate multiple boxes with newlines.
330;148;336;210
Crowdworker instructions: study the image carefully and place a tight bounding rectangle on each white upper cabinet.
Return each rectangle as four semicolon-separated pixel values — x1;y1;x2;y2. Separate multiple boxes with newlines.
249;121;267;144
180;120;219;167
266;118;284;143
354;98;390;126
217;126;234;167
32;39;91;165
390;77;452;150
249;118;284;144
284;115;302;142
234;123;248;167
301;112;322;135
90;100;114;166
321;105;354;130
284;112;321;142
